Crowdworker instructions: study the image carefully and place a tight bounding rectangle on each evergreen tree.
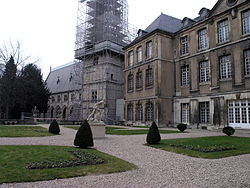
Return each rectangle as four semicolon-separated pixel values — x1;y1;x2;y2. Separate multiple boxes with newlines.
146;121;161;145
18;64;50;113
0;56;17;119
74;120;94;148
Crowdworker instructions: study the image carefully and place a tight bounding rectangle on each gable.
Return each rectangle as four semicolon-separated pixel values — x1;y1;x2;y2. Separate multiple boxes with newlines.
209;0;248;17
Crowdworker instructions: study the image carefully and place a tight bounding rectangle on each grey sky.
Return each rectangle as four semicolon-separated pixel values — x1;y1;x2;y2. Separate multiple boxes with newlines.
0;0;218;79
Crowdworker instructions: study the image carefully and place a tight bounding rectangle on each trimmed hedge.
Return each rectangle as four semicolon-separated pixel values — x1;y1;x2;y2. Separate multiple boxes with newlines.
146;121;161;145
177;123;187;132
49;119;60;134
222;126;235;136
74;120;94;148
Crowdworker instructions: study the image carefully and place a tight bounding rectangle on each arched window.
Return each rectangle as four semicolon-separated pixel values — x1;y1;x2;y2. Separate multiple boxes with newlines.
127;73;134;92
136;102;143;121
136;69;142;89
145;101;153;122
127;103;133;121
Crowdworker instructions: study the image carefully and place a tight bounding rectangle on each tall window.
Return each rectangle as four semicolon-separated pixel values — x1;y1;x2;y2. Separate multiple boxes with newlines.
92;90;97;102
200;61;210;83
181;65;189;86
242;9;250;35
181;103;190;124
218;19;229;43
128;73;134;92
181;36;189;55
136;70;142;89
220;55;232;79
136;103;143;121
137;46;142;63
57;95;61;102
244;49;250;75
64;95;68;102
71;93;75;101
146;41;152;59
93;56;98;65
198;28;208;50
127;104;133;121
200;102;210;123
128;51;133;67
145;101;153;121
146;67;153;87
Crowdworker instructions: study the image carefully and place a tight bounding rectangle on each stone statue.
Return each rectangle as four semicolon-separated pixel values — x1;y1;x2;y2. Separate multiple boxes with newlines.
87;100;105;122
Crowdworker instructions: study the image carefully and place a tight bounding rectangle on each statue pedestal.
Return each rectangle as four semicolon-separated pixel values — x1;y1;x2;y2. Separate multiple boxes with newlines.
89;122;106;139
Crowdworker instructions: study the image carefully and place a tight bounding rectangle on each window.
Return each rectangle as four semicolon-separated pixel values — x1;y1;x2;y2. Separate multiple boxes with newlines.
136;103;143;121
52;96;55;102
93;56;98;65
220;55;232;79
64;95;68;102
181;65;189;86
137;46;142;63
242;9;250;35
146;41;152;59
244;49;250;75
218;19;229;43
228;100;250;126
181;36;189;55
71;93;75;101
127;104;133;121
146;67;153;87
198;28;208;50
145;101;153;121
181;103;190;124
200;102;210;123
127;73;134;92
128;51;133;67
57;95;61;102
136;70;142;89
200;61;210;83
92;90;97;102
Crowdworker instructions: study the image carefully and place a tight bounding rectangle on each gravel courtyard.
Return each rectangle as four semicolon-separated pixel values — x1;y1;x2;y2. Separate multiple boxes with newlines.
0;125;249;188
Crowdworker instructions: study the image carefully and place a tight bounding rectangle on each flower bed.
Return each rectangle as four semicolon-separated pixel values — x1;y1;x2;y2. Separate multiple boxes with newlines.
26;151;105;169
169;144;236;153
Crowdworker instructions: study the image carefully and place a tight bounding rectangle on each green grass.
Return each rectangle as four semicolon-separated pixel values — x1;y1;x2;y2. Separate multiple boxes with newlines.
149;136;250;159
0;145;136;183
0;126;53;137
65;126;179;135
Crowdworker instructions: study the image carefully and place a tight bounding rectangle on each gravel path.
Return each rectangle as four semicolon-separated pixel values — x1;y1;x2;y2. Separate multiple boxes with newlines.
0;125;249;188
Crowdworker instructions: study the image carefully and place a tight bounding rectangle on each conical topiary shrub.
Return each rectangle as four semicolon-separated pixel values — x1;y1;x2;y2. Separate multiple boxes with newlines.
74;120;94;148
49;119;60;134
146;121;161;145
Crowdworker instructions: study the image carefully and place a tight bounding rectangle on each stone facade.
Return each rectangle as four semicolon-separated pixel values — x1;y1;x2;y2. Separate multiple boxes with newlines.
46;63;82;121
124;0;250;129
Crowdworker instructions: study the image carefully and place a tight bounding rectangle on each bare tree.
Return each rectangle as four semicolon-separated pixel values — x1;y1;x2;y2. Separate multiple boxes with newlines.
0;41;39;72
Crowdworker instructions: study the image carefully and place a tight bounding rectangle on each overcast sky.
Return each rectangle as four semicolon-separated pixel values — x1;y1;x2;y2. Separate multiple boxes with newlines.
0;0;218;79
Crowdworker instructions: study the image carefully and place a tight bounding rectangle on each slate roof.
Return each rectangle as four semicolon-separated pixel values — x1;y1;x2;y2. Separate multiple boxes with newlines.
145;13;183;33
45;63;81;94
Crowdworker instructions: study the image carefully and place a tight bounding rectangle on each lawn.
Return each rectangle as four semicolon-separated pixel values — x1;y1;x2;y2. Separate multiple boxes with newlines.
0;145;136;183
65;126;180;135
149;136;250;159
0;126;53;137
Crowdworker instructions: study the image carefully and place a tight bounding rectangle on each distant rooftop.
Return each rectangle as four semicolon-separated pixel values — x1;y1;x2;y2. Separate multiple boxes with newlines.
145;13;183;33
46;62;81;94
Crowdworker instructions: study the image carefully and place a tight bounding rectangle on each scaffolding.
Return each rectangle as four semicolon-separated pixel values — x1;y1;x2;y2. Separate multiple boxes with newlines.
73;0;137;123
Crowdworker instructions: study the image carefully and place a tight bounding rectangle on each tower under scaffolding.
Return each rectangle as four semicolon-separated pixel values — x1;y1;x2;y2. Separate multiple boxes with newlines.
74;0;136;123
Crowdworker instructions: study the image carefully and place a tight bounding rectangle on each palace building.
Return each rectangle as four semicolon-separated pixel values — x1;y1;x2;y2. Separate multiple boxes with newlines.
124;0;250;129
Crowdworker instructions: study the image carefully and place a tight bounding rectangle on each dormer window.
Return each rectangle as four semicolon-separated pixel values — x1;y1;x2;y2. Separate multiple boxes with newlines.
227;0;237;6
69;73;73;82
57;76;60;84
